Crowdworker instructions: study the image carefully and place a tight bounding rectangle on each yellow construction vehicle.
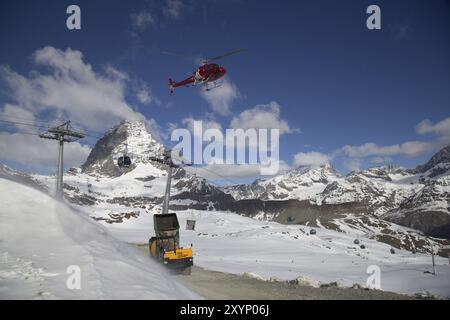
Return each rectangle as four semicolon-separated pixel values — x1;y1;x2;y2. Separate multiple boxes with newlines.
149;213;193;274
148;151;194;274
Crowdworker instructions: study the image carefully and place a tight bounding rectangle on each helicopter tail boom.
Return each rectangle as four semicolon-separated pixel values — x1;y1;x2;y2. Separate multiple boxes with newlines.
168;76;197;93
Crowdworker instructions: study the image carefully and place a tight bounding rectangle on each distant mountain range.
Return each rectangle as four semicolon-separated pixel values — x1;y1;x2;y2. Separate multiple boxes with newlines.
223;147;450;240
1;120;449;256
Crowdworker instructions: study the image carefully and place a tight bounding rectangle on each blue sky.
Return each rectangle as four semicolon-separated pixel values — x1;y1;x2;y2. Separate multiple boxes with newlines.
0;0;449;184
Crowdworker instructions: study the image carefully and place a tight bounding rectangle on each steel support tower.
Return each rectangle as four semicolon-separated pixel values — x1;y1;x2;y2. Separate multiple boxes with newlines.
150;150;191;215
39;121;85;199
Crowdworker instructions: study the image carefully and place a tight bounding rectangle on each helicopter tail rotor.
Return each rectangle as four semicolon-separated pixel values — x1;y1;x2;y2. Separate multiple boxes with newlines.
168;78;175;94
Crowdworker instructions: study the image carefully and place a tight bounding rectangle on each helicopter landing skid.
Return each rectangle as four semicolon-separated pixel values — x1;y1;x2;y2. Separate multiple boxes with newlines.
205;80;223;92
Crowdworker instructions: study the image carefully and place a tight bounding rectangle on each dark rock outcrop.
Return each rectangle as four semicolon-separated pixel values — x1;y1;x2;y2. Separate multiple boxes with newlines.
411;145;450;175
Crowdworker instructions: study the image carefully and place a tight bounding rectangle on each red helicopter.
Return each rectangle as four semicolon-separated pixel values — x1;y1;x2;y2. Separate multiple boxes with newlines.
167;49;243;93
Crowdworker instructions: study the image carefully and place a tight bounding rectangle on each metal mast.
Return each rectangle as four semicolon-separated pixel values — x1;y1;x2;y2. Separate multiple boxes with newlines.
39;120;85;199
150;150;191;215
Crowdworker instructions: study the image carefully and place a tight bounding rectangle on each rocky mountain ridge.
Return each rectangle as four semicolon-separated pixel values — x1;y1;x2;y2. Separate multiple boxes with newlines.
2;120;449;255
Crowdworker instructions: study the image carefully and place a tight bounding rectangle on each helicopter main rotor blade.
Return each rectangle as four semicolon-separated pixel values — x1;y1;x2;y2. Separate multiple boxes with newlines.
161;51;199;64
161;50;179;56
207;49;244;62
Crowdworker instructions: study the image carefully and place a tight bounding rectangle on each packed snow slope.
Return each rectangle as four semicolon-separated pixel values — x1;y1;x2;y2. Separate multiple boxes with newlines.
0;178;198;300
91;208;450;298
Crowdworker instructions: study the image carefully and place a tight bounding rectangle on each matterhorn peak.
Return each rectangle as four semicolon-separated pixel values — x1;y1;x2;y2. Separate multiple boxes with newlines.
81;119;165;177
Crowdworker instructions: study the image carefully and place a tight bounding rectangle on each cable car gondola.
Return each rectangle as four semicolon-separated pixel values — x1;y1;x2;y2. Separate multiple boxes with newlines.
117;142;132;168
118;155;131;168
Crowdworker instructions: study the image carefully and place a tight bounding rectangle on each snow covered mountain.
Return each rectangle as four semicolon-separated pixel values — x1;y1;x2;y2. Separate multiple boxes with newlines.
81;120;165;177
385;175;450;238
224;165;419;216
3;120;447;255
223;164;341;201
33;120;229;211
2;120;450;298
410;145;450;179
385;146;450;239
315;166;419;216
223;147;450;241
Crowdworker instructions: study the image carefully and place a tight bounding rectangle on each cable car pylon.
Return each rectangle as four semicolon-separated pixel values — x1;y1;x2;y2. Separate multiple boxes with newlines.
39;120;85;199
149;150;191;215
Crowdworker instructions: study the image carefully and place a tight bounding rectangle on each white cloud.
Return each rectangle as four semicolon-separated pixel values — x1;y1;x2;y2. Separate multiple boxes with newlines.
344;158;361;172
175;103;297;170
160;116;222;142
135;82;159;106
0;46;154;133
332;116;450;172
131;79;160;107
341;141;435;158
340;117;450;163
200;78;240;116
416;117;450;138
163;0;183;19
178;116;222;144
105;65;129;82
137;89;151;105
130;11;157;30
0;47;164;171
293;152;330;167
370;156;392;164
144;118;164;142
186;160;290;180
161;116;222;141
188;163;261;179
0;104;36;131
166;121;178;132
182;116;222;133
0;132;91;168
0;104;34;121
230;101;299;135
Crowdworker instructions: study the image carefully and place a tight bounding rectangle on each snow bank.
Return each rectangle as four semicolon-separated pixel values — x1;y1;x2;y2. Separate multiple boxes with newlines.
0;178;198;300
100;209;450;298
